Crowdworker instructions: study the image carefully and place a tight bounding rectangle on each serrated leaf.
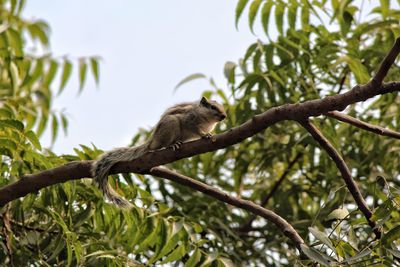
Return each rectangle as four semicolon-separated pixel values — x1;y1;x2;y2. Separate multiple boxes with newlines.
235;0;250;29
43;60;58;87
309;227;334;250
6;28;23;57
185;248;201;267
343;55;370;84
174;73;206;91
219;257;235;267
249;0;262;34
326;208;349;220
380;0;390;18
300;244;330;267
288;0;298;28
341;248;372;264
51;114;58;144
223;61;236;83
27;21;49;46
9;61;19;92
59;60;72;94
25;130;42;150
36;114;48;137
61;113;68;135
301;2;310;30
382;224;400;245
275;2;285;34
0;119;24;132
159;243;186;264
0;138;17;151
90;57;100;85
261;0;274;37
79;59;87;92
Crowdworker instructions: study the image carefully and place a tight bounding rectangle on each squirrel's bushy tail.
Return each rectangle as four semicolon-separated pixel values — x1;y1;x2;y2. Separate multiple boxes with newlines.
92;144;148;208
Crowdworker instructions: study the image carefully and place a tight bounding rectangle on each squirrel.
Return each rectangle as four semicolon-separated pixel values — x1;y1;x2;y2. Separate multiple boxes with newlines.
92;96;227;208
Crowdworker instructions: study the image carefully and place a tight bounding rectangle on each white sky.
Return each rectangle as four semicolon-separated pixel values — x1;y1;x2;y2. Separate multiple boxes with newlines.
24;0;257;154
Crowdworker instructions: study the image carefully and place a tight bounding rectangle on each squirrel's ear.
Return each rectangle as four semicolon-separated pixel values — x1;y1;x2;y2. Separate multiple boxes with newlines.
200;96;209;106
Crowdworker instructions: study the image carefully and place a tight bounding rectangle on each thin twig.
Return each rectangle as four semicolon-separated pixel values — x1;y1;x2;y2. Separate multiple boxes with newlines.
148;167;305;251
326;111;400;139
299;120;380;238
238;152;303;232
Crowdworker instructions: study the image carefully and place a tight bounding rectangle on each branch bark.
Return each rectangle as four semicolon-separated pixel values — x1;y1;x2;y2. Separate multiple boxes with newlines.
1;81;400;206
299;120;380;238
0;37;399;246
326;111;400;139
148;167;305;250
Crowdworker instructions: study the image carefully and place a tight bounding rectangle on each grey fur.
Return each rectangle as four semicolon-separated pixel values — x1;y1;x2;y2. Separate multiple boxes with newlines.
92;97;226;208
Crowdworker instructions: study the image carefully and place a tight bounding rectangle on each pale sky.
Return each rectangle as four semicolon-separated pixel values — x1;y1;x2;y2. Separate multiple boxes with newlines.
24;1;258;154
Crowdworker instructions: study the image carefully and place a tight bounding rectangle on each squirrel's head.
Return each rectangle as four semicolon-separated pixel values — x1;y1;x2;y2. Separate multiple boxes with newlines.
199;96;227;121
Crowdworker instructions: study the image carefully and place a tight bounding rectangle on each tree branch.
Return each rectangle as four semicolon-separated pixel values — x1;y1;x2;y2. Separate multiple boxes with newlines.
148;167;305;251
1;81;400;206
299;120;381;238
238;151;303;232
373;37;400;85
0;39;399;241
326;111;400;139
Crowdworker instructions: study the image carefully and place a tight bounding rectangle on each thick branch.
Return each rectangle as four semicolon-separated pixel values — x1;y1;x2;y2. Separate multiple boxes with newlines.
1;82;400;206
148;167;305;250
1;38;400;206
326;111;400;139
239;152;303;232
299;120;380;238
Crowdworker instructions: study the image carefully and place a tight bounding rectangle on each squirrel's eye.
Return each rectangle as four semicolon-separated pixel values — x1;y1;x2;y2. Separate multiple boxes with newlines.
210;105;217;110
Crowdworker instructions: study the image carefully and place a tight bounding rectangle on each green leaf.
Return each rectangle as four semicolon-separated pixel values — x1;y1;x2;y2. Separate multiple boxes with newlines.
79;59;87;92
36;114;48;137
0;119;24;132
0;138;17;151
44;60;59;87
27;21;49;46
380;0;390;18
249;0;262;34
343;55;370;84
90;57;100;85
185;248;201;267
9;61;19;92
326;208;349;220
218;257;235;267
159;243;186;264
235;0;249;29
288;0;298;29
308;227;334;250
223;61;236;84
275;2;285;34
261;0;273;37
174;73;206;91
382;224;400;245
301;1;310;30
300;244;330;267
51;114;59;144
341;249;373;264
6;28;23;57
25;130;42;150
61;113;68;135
59;59;72;94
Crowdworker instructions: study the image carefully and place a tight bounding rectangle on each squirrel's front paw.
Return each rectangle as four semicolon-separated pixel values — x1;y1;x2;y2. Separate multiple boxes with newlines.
202;133;213;139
